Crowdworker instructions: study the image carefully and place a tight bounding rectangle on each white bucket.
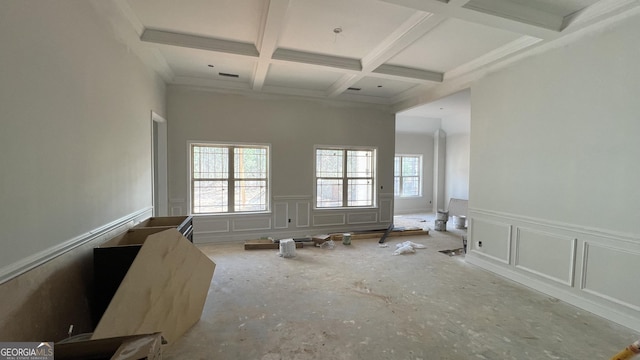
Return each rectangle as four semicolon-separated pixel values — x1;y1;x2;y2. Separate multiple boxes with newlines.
342;233;351;245
435;219;447;231
453;216;466;229
279;239;296;258
436;210;448;221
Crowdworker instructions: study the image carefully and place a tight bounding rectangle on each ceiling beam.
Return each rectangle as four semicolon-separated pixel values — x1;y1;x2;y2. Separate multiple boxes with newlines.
327;11;447;97
378;0;561;39
252;0;290;91
141;29;259;58
463;0;564;30
373;64;443;82
272;49;362;71
444;35;541;79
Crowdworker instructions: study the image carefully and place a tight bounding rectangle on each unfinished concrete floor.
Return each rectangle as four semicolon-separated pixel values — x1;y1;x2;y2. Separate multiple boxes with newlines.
164;217;638;359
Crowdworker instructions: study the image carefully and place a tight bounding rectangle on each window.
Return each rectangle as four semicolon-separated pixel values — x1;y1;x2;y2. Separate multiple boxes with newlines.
394;155;421;197
315;147;376;208
191;143;269;214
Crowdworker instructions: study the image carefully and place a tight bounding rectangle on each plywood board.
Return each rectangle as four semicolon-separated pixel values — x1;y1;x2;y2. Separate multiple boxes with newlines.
92;229;215;344
244;239;303;250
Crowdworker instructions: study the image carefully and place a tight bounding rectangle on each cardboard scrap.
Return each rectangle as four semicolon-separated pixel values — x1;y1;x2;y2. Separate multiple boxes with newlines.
92;229;215;344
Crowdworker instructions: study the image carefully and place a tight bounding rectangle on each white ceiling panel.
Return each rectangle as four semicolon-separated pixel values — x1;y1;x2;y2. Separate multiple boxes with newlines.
159;46;256;82
278;0;416;59
387;18;521;73
346;77;419;98
264;63;343;91
127;0;265;43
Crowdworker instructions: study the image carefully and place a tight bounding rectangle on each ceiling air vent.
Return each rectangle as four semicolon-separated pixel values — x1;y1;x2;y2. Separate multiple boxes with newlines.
347;87;361;91
219;72;239;78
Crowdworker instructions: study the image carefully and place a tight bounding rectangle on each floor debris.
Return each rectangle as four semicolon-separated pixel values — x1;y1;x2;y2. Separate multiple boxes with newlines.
438;248;465;257
392;241;426;255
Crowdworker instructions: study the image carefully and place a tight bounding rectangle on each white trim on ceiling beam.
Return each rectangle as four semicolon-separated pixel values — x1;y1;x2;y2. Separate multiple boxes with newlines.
141;29;260;58
444;35;542;80
252;0;290;91
378;0;561;39
173;76;253;91
360;12;444;71
271;49;362;71
391;2;640;111
373;64;443;82
561;0;640;30
327;11;446;97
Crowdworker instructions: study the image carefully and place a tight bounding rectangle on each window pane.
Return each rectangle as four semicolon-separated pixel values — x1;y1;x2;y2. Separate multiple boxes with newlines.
235;147;267;179
316;149;343;177
317;178;342;208
348;179;373;206
235;180;267;212
401;176;419;197
394;157;401;176
193;180;228;213
402;156;419;177
394;176;401;196
347;150;372;178
193;146;228;179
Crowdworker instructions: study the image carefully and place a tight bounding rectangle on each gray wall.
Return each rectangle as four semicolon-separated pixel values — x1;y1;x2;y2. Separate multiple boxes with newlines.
0;1;165;340
466;13;640;332
445;133;470;202
167;86;396;242
394;133;434;214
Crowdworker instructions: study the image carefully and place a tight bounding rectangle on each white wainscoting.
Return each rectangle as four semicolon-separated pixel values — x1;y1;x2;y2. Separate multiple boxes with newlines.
313;213;346;226
273;202;289;229
379;193;393;223
347;212;378;224
466;208;640;333
232;217;272;231
515;227;576;287
296;202;310;228
581;242;640;312
469;217;512;264
194;195;393;243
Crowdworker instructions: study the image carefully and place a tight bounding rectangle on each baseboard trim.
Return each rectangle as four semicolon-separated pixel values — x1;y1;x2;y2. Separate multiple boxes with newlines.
465;254;640;333
0;207;153;285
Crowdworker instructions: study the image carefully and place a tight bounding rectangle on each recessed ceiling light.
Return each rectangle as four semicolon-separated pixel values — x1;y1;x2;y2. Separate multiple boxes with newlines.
377;85;383;88
347;87;361;91
207;64;214;68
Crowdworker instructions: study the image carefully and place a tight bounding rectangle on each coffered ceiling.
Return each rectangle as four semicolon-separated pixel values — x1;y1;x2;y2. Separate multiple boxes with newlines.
93;0;639;109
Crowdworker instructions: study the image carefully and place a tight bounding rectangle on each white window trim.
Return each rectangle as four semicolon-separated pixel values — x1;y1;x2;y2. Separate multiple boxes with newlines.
188;140;272;216
313;145;378;210
394;154;423;198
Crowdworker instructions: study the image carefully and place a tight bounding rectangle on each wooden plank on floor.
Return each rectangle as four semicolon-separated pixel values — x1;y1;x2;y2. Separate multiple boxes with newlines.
244;239;303;250
331;229;428;241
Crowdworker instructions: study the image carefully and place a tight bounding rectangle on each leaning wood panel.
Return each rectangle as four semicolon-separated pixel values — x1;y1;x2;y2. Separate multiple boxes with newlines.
244;239;303;250
92;229;215;344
